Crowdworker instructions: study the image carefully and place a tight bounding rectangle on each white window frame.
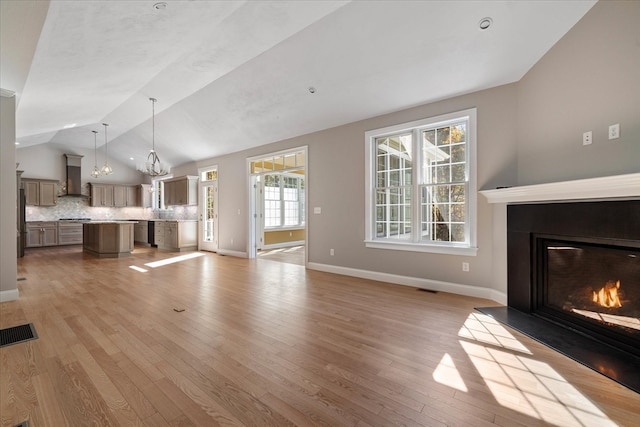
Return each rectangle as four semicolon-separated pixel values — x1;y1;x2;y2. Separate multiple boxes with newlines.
263;172;305;229
364;108;478;256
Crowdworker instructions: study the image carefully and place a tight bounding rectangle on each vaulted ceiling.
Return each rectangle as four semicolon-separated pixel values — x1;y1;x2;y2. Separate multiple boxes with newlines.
2;0;596;171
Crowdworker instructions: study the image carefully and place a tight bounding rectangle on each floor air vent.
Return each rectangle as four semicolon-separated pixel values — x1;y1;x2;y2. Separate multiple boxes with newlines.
0;323;38;348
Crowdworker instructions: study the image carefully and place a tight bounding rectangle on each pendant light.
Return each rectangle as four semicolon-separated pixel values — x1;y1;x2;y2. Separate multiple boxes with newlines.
100;123;113;175
138;97;170;176
90;130;101;178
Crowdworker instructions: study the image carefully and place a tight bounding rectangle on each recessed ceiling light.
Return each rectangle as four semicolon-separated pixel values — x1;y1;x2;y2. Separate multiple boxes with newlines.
15;141;20;145
308;86;316;94
129;157;134;161
153;2;167;10
479;17;493;31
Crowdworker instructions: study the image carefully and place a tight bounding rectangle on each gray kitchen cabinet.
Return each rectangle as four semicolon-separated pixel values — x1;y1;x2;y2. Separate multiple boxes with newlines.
126;186;139;207
163;176;198;206
140;184;152;208
113;185;126;207
58;222;83;245
26;221;58;247
90;183;114;207
155;221;197;251
134;220;148;244
23;179;58;206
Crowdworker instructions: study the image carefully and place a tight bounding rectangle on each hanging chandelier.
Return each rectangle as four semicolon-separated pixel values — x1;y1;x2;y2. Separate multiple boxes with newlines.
100;123;113;175
138;97;170;176
90;130;101;178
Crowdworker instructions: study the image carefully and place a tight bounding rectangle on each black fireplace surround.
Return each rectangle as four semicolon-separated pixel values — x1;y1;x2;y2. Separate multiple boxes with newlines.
503;199;640;390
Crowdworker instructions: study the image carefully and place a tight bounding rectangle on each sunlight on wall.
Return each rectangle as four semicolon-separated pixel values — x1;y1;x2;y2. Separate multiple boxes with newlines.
455;313;617;427
144;252;205;268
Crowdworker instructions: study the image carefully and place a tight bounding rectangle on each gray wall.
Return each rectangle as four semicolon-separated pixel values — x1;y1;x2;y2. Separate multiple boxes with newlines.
517;0;640;185
17;142;144;187
1;93;17;300
12;1;638;302
176;0;638;299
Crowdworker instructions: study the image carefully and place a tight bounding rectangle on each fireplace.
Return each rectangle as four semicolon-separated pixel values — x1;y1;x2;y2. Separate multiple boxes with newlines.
507;200;640;357
536;235;640;356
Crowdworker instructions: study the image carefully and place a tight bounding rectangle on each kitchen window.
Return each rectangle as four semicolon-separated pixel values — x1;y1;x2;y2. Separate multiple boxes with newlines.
364;108;477;255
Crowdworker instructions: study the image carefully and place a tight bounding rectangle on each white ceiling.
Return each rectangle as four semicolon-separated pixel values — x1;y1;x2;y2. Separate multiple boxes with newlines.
2;0;596;171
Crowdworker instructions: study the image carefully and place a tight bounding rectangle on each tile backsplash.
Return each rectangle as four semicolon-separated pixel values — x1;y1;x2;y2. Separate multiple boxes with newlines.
26;197;197;221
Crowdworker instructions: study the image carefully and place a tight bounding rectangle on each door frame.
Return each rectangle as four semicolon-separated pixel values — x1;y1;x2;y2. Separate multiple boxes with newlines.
198;165;219;252
246;146;308;264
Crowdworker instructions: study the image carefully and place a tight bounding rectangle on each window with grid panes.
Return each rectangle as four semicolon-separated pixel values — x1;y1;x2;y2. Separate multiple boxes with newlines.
365;108;477;255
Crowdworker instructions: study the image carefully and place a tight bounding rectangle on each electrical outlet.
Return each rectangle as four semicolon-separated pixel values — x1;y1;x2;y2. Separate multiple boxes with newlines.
582;131;592;146
609;123;620;140
462;262;469;272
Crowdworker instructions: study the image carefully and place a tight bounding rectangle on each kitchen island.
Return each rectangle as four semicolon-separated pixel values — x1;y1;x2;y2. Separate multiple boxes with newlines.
83;221;135;258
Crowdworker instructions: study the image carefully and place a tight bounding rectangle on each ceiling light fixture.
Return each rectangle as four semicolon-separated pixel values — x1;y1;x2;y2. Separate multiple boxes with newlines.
138;97;170;177
100;123;113;175
91;130;101;178
479;17;493;30
153;2;167;10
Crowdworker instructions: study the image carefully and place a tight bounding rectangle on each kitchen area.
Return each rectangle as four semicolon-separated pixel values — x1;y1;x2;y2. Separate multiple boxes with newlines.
17;157;199;258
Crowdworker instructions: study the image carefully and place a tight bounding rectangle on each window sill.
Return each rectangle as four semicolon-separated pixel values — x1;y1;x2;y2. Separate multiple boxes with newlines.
364;240;478;256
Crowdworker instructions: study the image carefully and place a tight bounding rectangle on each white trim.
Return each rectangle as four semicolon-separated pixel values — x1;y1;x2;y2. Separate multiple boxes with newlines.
307;262;506;305
1;88;16;98
0;289;19;302
247;145;308;261
364;240;478;256
480;173;640;204
261;241;305;250
364;108;477;253
216;248;248;258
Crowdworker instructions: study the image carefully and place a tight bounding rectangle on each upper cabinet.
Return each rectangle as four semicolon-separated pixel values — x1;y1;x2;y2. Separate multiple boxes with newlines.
90;183;141;207
23;179;58;206
90;183;114;207
163;176;198;206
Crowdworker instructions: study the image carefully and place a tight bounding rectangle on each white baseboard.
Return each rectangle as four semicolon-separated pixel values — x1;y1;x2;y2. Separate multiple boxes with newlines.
307;262;507;305
216;249;248;258
261;241;305;250
0;289;19;302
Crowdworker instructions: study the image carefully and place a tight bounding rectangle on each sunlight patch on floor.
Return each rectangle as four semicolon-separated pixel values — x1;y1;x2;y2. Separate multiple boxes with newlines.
129;265;148;272
458;312;531;354
144;252;205;268
456;313;618;427
433;353;467;392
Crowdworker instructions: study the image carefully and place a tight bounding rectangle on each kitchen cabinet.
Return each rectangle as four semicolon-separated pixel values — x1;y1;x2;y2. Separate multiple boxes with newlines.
83;222;134;258
26;222;58;247
134;220;148;244
90;183;114;207
154;220;197;251
23;179;58;206
126;186;139;207
163;176;198;206
140;184;152;208
113;185;126;206
90;183;142;207
58;222;83;245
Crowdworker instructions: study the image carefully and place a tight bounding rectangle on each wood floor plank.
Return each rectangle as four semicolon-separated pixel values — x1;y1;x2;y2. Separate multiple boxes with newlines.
2;245;639;427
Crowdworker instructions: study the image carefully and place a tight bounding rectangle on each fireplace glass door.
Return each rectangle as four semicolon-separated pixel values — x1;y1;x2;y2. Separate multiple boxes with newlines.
539;237;640;353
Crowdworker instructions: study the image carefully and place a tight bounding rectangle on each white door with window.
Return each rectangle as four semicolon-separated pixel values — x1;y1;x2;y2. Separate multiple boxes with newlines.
199;169;218;252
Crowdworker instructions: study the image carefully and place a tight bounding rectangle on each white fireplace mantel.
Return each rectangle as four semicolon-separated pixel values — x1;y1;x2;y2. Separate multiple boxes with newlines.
480;173;640;204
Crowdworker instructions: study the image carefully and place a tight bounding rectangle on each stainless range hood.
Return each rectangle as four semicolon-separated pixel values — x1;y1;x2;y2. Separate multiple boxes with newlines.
64;154;83;196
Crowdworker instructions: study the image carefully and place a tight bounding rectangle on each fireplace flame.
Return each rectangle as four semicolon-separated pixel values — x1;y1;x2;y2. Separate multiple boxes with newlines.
592;280;622;308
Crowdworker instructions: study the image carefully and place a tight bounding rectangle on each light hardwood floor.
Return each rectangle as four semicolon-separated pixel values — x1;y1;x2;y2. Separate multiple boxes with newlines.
2;245;639;427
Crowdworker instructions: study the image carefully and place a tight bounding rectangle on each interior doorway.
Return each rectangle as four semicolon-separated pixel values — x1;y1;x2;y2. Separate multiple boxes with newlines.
248;147;307;265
